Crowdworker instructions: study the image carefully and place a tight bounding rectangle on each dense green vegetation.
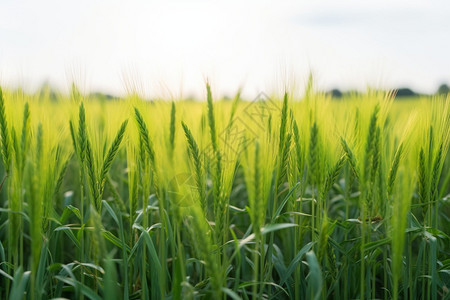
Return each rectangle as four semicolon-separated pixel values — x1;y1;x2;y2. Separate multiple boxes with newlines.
0;84;449;299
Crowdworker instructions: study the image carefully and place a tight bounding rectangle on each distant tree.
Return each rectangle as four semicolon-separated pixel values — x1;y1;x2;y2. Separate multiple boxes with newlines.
437;84;449;95
395;88;417;98
329;89;342;98
89;92;115;101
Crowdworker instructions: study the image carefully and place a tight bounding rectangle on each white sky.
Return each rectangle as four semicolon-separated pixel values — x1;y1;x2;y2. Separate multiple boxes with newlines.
0;0;449;98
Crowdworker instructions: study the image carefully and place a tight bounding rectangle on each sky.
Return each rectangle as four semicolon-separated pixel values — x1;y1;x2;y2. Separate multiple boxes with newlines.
0;0;449;99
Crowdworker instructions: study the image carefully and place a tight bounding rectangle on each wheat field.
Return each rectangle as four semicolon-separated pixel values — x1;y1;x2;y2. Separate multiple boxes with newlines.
0;83;449;299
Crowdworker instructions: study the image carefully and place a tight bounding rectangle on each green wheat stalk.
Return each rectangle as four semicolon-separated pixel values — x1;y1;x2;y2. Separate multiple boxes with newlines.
169;101;176;152
0;87;12;174
99;120;128;197
387;143;403;198
181;121;206;212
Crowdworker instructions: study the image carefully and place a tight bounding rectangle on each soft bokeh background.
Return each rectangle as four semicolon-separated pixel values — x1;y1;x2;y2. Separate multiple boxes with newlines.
0;0;449;98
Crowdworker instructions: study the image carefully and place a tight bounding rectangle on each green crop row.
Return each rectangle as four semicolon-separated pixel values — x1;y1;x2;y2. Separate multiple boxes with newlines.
0;83;448;299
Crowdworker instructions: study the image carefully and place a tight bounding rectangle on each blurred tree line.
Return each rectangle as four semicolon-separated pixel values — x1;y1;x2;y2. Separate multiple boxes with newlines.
3;81;449;101
327;83;450;99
